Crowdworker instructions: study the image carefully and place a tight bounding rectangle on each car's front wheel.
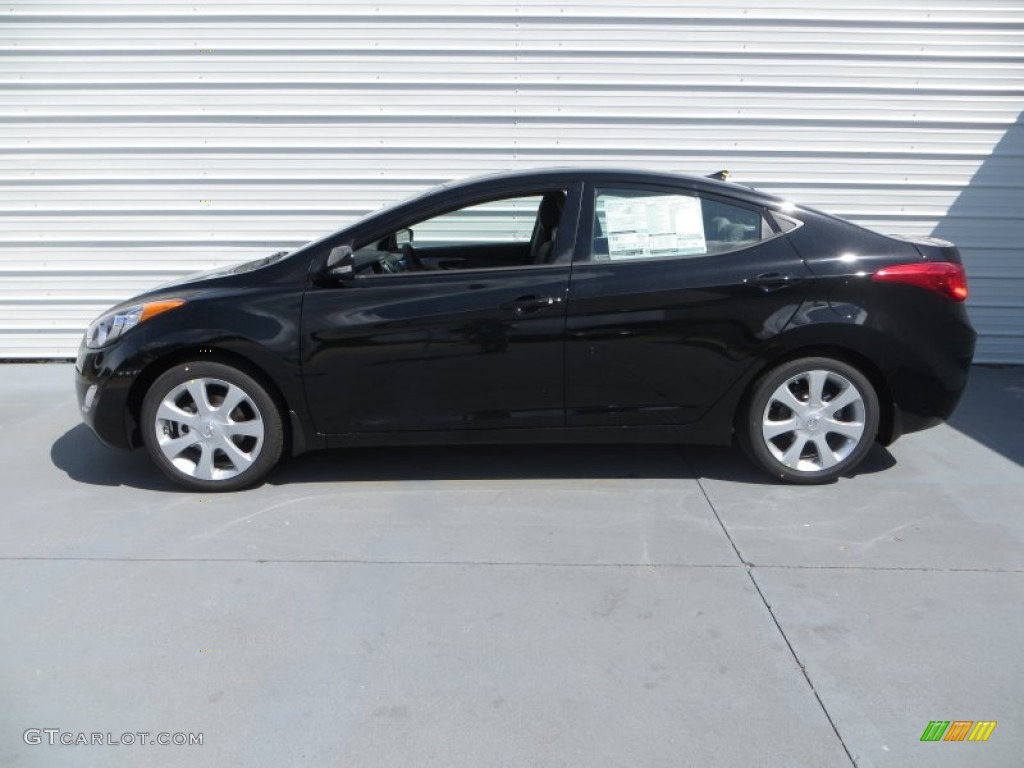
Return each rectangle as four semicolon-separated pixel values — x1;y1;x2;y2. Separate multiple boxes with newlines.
740;356;880;484
141;361;283;491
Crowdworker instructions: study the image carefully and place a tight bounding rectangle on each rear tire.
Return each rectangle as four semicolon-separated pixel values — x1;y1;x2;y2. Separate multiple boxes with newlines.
141;361;283;491
739;356;879;484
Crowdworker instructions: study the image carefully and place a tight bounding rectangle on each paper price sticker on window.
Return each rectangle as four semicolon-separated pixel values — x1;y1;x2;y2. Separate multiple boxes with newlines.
603;195;706;259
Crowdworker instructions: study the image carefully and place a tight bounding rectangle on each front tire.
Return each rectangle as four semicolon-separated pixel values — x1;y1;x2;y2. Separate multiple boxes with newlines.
141;361;283;491
740;357;879;484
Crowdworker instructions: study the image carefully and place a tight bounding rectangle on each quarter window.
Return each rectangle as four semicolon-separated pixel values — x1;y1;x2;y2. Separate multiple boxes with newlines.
593;188;767;261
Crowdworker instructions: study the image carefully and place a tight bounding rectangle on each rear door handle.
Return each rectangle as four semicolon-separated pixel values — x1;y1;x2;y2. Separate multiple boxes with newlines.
500;295;562;314
745;272;805;291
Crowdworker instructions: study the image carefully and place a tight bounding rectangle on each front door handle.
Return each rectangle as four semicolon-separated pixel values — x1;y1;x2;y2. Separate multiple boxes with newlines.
745;272;805;292
500;295;562;314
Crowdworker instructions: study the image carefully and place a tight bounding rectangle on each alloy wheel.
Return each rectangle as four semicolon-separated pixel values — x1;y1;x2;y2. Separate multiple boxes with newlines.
153;377;265;481
760;369;867;473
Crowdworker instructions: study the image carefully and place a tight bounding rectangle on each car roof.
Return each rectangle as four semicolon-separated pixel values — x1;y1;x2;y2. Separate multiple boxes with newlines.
440;167;784;206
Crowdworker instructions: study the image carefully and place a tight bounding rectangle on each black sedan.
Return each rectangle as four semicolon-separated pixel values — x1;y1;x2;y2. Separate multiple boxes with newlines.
75;168;976;490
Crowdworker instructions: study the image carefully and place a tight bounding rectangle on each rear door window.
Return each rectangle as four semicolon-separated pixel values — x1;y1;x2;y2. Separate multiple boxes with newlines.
592;188;769;261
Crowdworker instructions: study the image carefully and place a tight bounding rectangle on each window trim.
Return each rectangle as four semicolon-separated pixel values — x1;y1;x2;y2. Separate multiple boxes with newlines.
352;258;573;283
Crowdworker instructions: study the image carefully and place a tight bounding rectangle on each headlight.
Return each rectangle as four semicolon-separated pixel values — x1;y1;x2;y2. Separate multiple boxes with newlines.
85;299;184;349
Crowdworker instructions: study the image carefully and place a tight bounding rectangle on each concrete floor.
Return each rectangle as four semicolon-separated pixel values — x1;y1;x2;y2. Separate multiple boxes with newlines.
1;363;1021;767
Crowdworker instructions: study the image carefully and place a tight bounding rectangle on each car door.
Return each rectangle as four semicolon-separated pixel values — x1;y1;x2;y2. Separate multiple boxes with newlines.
301;184;581;435
565;181;812;427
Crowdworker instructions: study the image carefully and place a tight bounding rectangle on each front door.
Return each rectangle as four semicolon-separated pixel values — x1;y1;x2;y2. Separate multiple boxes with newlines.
301;186;580;434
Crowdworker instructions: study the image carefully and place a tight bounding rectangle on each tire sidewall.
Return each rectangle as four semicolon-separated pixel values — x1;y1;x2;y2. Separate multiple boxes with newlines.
141;361;284;492
742;357;880;484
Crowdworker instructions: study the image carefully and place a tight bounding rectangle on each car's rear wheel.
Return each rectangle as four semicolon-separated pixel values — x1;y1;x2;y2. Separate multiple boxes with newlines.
141;361;283;491
740;356;879;484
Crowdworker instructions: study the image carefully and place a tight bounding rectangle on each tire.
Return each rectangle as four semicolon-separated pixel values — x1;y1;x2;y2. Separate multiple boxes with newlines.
739;356;880;484
140;361;284;491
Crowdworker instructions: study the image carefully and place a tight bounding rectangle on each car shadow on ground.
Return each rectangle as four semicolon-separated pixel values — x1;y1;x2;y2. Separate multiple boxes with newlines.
51;422;896;491
50;424;186;492
947;366;1024;467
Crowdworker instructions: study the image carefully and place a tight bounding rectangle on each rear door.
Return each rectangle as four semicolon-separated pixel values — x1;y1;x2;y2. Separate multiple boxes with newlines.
565;182;812;427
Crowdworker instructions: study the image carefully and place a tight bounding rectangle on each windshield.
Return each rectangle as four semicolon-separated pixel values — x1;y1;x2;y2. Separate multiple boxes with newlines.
286;181;453;257
371;182;449;217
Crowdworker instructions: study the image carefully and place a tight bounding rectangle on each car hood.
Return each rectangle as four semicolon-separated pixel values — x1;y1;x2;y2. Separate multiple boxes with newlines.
150;250;291;291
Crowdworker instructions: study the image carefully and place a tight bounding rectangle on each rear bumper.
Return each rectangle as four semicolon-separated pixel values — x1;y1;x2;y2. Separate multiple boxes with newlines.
885;317;976;438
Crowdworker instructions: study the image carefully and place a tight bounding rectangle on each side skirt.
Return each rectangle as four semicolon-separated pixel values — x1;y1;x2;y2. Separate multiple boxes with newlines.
323;422;733;449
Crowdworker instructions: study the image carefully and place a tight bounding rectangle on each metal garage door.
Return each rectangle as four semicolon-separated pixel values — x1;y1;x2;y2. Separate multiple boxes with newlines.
2;1;1022;361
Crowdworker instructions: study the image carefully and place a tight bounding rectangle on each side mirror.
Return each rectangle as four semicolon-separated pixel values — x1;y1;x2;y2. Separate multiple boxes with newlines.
325;244;355;281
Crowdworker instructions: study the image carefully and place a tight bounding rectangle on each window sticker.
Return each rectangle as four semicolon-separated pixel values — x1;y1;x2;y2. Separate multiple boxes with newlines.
602;195;706;259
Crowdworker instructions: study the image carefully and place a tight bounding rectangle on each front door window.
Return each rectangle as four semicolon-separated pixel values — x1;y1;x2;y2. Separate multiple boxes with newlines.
353;191;571;275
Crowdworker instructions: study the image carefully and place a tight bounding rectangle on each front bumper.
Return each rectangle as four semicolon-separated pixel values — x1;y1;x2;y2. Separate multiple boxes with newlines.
75;338;140;451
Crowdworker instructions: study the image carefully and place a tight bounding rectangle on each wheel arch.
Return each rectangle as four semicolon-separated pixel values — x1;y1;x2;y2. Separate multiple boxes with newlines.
738;343;897;446
126;346;299;454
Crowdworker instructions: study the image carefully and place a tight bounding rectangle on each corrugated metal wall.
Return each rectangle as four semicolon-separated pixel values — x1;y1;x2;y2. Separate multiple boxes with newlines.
2;1;1022;361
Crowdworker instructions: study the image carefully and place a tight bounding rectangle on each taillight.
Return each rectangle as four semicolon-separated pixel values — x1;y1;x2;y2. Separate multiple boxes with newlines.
871;261;968;301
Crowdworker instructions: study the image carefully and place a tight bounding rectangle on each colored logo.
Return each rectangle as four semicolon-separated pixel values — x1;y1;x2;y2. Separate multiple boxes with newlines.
920;721;996;742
